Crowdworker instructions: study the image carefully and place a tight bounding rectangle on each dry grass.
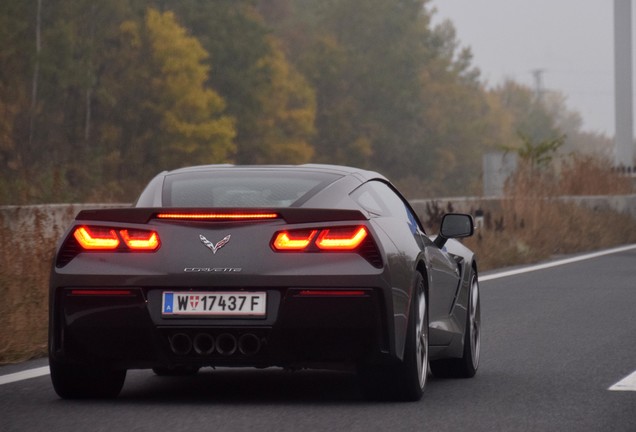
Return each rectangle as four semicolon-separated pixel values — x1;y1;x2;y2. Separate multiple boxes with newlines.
462;156;636;271
463;199;636;271
0;207;73;364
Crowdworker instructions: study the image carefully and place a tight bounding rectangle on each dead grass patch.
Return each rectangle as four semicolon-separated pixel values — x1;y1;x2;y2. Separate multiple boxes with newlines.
462;157;636;271
0;207;72;364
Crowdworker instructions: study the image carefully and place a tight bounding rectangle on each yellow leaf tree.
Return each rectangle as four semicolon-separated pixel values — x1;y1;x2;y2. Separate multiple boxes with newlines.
100;8;235;191
243;36;316;163
144;8;235;166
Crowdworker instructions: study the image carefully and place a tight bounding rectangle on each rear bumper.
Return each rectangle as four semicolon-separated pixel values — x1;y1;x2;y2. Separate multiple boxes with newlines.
49;286;391;369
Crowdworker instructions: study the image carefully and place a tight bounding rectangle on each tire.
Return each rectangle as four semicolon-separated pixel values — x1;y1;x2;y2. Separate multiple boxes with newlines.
50;359;126;399
430;270;480;378
152;365;200;376
359;273;428;401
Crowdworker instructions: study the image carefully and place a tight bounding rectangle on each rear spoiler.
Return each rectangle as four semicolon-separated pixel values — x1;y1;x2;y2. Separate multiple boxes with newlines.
75;208;368;225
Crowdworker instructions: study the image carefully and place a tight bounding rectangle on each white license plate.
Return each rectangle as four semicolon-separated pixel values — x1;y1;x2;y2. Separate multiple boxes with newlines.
162;292;266;317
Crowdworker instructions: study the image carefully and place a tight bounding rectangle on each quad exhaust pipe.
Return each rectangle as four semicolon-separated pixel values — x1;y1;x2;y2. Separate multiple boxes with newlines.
215;333;237;356
169;333;193;356
193;333;215;355
238;333;261;356
169;332;262;357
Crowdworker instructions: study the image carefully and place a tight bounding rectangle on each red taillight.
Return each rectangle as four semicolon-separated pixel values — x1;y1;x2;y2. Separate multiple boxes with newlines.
316;226;367;250
297;289;367;297
73;226;120;250
120;229;160;250
72;226;160;251
271;226;368;252
69;289;134;296
156;212;278;221
272;230;318;250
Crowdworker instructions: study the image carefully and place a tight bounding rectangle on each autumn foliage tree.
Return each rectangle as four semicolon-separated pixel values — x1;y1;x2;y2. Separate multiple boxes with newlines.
96;8;235;194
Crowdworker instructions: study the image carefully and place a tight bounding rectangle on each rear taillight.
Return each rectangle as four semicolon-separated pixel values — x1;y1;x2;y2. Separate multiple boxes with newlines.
73;226;120;250
316;226;367;250
272;230;318;250
71;226;160;252
120;229;160;250
272;226;368;252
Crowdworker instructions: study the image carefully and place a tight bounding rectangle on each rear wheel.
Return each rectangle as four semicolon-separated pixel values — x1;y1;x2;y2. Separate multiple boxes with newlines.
50;359;126;399
360;273;428;401
430;270;480;378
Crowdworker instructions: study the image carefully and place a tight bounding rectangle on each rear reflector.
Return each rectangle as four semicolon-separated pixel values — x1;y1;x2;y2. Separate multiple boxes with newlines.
297;290;367;297
156;213;278;221
69;289;134;296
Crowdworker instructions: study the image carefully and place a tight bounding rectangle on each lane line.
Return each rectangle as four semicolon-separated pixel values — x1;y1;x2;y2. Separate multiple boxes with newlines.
480;244;636;282
609;371;636;391
0;366;49;386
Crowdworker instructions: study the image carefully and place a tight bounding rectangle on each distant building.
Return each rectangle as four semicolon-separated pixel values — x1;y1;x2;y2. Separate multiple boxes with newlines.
483;152;517;197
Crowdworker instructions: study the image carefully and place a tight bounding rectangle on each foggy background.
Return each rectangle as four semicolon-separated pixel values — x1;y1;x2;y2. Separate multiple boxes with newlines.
433;0;636;136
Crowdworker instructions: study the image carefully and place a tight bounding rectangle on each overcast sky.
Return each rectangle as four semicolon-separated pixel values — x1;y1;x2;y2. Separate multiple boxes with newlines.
432;0;636;136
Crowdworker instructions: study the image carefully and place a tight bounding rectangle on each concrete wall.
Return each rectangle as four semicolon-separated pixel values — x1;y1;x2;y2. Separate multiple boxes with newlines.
1;195;635;239
0;203;129;247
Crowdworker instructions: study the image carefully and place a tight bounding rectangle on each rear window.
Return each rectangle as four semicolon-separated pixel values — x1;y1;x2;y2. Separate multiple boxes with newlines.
162;170;341;208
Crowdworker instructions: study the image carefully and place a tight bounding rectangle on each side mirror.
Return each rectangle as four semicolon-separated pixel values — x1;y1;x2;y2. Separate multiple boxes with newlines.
434;213;474;248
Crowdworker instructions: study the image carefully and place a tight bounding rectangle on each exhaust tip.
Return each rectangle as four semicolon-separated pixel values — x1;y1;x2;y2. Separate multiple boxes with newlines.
193;333;215;355
215;333;237;356
238;333;261;356
170;333;192;355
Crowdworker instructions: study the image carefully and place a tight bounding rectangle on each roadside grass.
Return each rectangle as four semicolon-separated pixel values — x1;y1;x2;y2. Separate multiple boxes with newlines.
463;199;636;271
0;208;66;364
462;156;636;270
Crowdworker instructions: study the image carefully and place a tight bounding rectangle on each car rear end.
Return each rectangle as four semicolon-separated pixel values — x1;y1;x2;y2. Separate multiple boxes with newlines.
49;207;393;373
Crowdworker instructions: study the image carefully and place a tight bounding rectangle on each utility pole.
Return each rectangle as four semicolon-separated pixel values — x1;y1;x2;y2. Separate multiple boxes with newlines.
614;0;634;169
531;68;545;102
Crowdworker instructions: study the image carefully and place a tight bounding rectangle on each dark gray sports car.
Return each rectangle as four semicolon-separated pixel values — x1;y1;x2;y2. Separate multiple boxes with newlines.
49;164;480;401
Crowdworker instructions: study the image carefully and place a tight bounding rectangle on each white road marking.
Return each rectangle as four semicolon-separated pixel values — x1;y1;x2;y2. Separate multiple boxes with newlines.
0;366;49;386
609;371;636;391
480;244;636;282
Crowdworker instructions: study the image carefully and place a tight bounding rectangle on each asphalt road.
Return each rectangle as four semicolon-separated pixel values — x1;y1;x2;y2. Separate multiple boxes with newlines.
2;247;636;432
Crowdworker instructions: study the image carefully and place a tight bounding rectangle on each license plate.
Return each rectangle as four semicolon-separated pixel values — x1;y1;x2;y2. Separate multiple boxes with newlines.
162;292;266;317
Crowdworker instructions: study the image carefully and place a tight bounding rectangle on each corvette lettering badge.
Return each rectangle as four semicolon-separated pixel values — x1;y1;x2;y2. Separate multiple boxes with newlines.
200;234;231;254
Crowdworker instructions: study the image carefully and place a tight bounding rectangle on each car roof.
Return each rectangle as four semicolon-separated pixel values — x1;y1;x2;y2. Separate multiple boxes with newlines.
135;164;391;208
164;164;387;182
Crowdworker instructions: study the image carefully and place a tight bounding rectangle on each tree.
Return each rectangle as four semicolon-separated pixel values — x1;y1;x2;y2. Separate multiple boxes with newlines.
95;7;235;196
164;0;316;164
493;80;562;145
240;36;315;163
